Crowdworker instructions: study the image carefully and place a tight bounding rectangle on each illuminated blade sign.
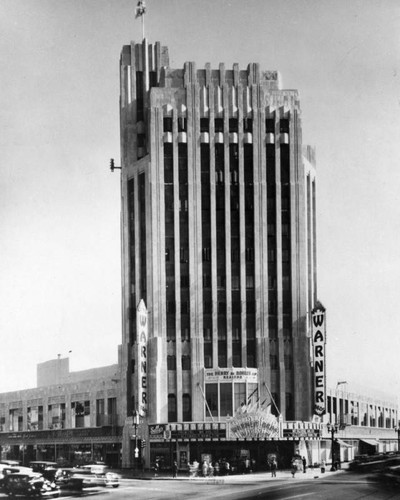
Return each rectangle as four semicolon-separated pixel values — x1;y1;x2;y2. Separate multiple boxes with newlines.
311;302;326;416
137;299;148;417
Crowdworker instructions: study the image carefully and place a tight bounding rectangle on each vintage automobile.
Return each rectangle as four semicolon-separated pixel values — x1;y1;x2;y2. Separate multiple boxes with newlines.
80;464;120;488
0;465;33;489
3;471;60;497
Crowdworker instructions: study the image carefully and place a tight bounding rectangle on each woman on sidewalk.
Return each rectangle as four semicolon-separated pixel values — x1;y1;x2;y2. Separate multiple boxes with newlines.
270;458;277;477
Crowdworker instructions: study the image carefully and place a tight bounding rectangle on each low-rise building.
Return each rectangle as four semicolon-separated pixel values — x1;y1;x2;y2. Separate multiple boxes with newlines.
0;355;123;467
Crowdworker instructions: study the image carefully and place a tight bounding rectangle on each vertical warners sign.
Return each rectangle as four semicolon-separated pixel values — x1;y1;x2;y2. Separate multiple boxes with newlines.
311;303;326;416
137;300;148;417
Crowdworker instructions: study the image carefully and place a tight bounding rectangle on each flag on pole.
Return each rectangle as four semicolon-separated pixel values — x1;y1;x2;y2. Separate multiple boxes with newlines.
135;0;146;18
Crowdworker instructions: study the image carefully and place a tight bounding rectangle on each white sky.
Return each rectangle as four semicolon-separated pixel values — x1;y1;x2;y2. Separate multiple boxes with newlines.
1;0;399;400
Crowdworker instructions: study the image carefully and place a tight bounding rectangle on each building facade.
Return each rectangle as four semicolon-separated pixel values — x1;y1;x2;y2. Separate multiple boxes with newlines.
0;357;123;467
119;39;320;469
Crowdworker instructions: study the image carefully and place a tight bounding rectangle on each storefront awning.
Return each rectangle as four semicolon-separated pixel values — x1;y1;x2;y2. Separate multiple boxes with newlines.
360;439;379;447
337;439;353;448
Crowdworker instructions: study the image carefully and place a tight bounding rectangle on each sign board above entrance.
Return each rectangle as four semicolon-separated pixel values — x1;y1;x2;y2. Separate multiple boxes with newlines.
204;368;258;383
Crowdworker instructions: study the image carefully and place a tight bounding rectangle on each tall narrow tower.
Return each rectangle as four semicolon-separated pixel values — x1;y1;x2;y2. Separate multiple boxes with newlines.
119;39;317;467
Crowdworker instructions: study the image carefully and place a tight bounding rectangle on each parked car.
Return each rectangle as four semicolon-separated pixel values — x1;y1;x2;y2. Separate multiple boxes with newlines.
3;471;60;497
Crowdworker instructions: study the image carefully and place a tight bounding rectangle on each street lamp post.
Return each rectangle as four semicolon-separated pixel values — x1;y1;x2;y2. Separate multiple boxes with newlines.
327;422;339;471
133;411;140;469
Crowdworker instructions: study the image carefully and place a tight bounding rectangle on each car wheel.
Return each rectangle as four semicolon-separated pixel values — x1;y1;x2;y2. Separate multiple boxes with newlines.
112;484;119;488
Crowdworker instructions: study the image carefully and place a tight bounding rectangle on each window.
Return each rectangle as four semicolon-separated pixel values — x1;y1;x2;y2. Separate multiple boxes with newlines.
163;117;172;132
96;399;105;426
220;383;233;417
182;394;192;421
27;405;43;431
167;355;176;370
202;248;211;261
200;118;209;133
48;403;66;430
246;275;254;289
215;118;224;133
204;328;212;341
182;355;191;370
205;384;218;417
71;400;90;428
181;328;190;342
178;117;187;132
167;328;176;342
234;383;246;413
168;394;177;422
9;408;23;431
229;119;238;133
243;118;252;133
266;119;275;133
232;275;240;290
270;355;278;370
181;275;189;288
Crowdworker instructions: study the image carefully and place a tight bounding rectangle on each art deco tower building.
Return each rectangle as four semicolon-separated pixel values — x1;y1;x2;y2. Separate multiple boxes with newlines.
118;40;317;459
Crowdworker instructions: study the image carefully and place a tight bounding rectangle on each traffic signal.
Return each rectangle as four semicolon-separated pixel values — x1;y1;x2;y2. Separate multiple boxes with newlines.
141;439;146;448
110;158;115;172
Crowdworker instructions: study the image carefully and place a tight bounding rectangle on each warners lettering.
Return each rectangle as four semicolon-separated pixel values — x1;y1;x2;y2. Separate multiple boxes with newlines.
137;300;148;417
311;303;326;416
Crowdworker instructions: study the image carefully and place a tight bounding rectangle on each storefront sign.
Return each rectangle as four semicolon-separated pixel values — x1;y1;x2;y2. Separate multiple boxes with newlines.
228;407;279;439
149;423;226;441
311;303;326;416
204;368;258;383
283;428;321;439
148;424;166;440
136;300;148;417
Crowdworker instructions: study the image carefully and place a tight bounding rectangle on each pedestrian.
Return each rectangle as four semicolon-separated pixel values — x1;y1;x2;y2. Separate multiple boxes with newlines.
320;460;325;474
172;460;178;478
214;461;220;476
202;460;208;477
291;458;297;478
302;456;307;473
224;460;230;476
270;458;277;478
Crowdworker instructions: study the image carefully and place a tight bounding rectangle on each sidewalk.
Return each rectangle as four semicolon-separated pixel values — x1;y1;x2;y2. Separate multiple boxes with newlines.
118;466;346;483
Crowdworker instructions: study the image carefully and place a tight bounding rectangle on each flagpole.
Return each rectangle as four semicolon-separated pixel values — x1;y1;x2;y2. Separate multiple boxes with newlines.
142;11;145;39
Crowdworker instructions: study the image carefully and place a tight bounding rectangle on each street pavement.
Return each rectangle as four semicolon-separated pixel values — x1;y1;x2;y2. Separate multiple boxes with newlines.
117;465;347;484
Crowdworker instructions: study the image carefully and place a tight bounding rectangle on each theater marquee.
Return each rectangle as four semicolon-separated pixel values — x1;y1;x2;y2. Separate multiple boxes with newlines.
311;303;326;416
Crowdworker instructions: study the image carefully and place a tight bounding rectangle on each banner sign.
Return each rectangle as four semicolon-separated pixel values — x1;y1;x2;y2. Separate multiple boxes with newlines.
228;407;279;439
137;300;148;417
311;303;326;416
204;368;258;383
